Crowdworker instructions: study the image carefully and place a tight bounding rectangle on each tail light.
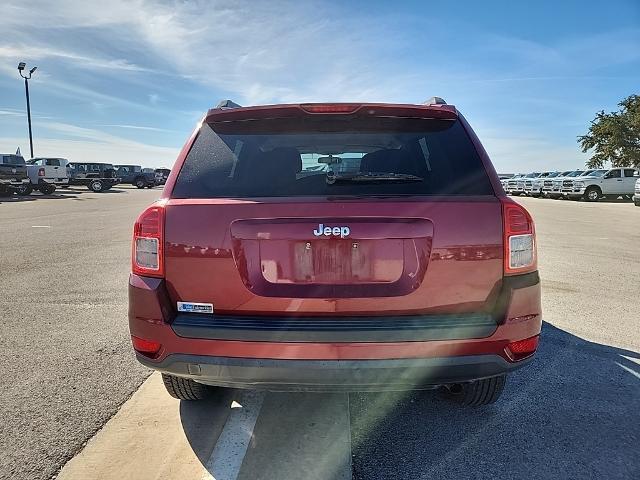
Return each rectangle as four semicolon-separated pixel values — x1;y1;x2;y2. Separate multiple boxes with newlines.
132;203;165;277
38;168;45;176
501;198;536;275
131;336;162;357
506;335;539;361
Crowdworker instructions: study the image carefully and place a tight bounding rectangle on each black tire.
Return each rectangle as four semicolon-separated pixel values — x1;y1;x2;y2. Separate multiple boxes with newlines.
584;186;601;202
89;180;104;192
0;187;11;197
635;199;640;207
135;178;146;189
446;375;506;406
39;183;56;195
162;374;213;401
16;183;33;195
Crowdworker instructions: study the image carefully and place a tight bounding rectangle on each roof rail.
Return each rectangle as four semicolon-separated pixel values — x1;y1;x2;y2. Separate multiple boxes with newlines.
216;99;243;109
424;96;447;105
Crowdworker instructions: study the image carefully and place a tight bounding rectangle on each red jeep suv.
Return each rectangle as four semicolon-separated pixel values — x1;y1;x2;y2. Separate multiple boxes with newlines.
129;98;541;406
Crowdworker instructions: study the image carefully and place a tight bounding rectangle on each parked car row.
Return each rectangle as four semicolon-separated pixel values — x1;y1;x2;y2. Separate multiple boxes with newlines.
501;168;640;205
0;152;170;196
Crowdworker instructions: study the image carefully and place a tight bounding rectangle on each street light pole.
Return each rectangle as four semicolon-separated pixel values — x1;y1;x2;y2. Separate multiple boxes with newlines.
17;62;37;159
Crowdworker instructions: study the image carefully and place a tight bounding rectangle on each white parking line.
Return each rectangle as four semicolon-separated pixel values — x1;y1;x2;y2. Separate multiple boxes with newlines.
31;225;51;228
202;390;265;480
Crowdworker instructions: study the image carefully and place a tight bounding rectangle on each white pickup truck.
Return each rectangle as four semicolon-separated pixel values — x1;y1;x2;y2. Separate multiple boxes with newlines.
23;157;70;194
562;167;639;202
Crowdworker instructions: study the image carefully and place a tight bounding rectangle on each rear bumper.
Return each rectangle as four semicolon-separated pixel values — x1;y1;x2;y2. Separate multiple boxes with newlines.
40;178;69;185
0;178;29;186
129;271;542;389
138;352;531;391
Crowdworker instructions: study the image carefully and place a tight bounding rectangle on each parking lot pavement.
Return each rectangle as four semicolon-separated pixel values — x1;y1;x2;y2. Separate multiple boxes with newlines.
3;193;640;480
0;186;161;480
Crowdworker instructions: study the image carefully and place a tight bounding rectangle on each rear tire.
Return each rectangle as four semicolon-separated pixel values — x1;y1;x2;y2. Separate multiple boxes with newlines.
89;180;104;192
446;375;506;406
16;184;33;195
135;178;146;189
39;183;56;195
162;374;214;401
635;199;640;207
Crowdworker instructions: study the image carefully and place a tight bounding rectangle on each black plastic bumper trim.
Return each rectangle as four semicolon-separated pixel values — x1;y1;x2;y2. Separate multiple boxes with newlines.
139;353;530;392
171;313;497;342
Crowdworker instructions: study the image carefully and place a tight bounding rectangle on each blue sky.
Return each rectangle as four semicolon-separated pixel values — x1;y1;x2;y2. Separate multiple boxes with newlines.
0;0;638;171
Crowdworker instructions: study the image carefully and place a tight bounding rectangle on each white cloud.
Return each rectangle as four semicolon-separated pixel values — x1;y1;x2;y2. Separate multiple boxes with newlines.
0;0;636;173
0;45;150;72
0;0;422;104
479;130;589;173
98;124;174;132
0;121;180;168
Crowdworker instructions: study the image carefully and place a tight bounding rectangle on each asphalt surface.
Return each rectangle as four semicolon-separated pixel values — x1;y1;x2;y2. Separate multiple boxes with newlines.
0;186;160;480
1;191;639;480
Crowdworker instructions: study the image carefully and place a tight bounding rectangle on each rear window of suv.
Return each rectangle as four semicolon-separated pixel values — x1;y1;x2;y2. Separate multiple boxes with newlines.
172;117;494;198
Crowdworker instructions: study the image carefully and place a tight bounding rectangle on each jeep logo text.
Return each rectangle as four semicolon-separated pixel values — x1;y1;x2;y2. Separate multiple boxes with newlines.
312;223;350;238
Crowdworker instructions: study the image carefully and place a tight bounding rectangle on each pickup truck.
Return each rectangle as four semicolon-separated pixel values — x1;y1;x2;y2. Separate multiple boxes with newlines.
0;153;30;196
524;172;555;197
24;157;70;195
114;165;156;188
562;167;639;201
540;171;572;197
504;173;527;195
507;172;540;196
68;162;121;192
545;170;586;199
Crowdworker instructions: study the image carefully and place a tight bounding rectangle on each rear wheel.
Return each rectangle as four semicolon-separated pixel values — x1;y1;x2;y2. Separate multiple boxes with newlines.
89;180;104;192
162;374;215;401
16;184;33;195
584;186;601;202
39;183;56;195
635;199;640;207
135;178;146;189
444;375;506;406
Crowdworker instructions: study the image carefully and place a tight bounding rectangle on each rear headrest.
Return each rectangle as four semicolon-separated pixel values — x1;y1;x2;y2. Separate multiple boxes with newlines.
360;149;414;175
263;147;302;173
251;147;302;187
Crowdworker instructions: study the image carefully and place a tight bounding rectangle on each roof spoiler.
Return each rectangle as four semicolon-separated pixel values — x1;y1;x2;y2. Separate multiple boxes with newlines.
215;99;243;109
205;102;458;123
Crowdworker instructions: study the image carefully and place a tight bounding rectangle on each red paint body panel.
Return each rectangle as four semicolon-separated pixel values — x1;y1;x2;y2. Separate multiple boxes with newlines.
162;198;504;314
129;102;543;383
129;274;542;362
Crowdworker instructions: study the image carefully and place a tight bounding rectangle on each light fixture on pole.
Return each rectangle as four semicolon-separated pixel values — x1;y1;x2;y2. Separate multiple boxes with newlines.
18;62;37;158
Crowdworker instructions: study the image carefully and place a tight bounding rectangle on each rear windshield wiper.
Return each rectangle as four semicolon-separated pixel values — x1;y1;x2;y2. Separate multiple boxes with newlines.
326;171;423;184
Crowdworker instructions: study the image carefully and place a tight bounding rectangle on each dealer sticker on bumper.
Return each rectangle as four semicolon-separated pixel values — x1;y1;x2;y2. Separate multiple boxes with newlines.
177;301;214;314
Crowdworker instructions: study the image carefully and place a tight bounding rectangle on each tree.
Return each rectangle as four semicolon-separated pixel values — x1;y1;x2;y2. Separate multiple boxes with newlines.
578;94;640;168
